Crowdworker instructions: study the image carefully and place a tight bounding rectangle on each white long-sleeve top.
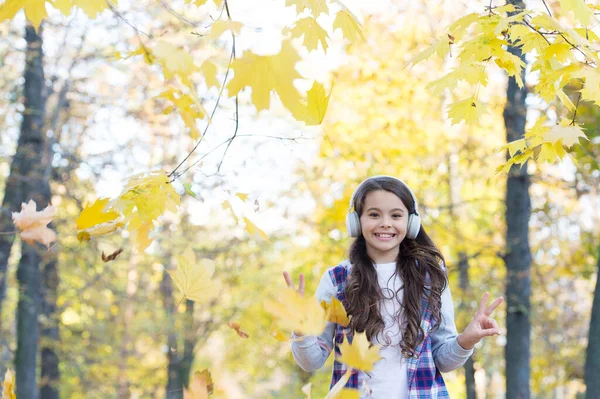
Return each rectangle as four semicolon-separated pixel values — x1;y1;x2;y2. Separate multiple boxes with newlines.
291;261;473;398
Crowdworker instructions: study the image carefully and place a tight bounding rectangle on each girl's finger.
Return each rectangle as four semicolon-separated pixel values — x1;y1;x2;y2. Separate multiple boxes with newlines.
476;292;490;315
298;273;305;296
283;271;295;289
484;297;504;316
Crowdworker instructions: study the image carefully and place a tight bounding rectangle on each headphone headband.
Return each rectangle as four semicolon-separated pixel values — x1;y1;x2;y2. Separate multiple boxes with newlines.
348;175;419;215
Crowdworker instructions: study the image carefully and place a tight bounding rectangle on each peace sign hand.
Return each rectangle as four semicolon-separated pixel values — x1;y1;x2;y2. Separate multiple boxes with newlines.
457;292;504;350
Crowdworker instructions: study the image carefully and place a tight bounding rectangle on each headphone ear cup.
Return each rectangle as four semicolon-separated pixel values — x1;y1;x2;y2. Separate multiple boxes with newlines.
346;211;361;237
406;214;421;239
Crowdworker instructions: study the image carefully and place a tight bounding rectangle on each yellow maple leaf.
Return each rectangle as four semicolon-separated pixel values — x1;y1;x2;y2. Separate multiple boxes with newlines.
559;0;596;26
541;43;574;64
209;19;243;39
73;0;113;18
167;248;220;304
290;80;331;125
12;200;57;248
321;296;350;327
23;0;47;32
493;47;526;88
338;332;381;372
336;389;360;399
543;123;588;148
76;198;123;242
227;40;303;113
286;0;328;18
243;217;269;241
577;67;600;106
184;369;213;399
200;59;219;88
152;41;197;87
50;0;72;15
406;37;451;68
116;170;180;251
536;142;559;163
157;88;206;139
509;24;549;54
446;97;486;125
324;369;352;399
288;17;329;51
269;322;288;341
1;369;15;399
264;287;326;336
332;8;364;43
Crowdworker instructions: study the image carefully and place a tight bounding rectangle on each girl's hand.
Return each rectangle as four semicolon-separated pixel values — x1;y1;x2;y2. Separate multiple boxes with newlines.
457;292;504;350
282;271;305;296
282;271;305;337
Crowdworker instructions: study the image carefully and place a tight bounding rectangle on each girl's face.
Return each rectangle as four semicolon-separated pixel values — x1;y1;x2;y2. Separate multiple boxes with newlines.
359;189;409;264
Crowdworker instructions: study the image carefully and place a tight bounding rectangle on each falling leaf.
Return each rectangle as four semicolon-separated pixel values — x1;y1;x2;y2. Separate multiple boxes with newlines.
184;369;213;399
227;321;249;338
269;322;288;341
321;296;350;327
243;217;269;241
12;200;57;248
101;248;124;262
324;369;352;399
337;332;381;372
167;248;220;304
221;200;239;224
1;369;15;399
335;389;361;399
264;287;326;336
302;382;312;399
235;193;249;202
76;198;124;243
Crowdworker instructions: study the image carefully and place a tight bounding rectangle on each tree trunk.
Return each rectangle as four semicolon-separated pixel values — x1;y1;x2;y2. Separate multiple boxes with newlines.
584;245;600;398
118;255;139;398
12;23;49;399
504;2;532;398
162;263;197;399
162;269;183;399
40;255;60;399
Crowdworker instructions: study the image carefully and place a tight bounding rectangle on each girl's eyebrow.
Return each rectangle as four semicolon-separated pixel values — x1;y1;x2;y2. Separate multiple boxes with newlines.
365;207;405;213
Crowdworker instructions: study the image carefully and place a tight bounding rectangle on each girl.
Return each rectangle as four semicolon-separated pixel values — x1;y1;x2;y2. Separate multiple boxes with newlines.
283;176;503;398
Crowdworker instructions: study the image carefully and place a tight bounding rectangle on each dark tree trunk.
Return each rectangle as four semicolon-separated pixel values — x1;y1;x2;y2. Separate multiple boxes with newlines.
162;269;183;399
162;268;197;399
40;255;60;399
503;2;531;398
12;23;49;399
585;245;600;398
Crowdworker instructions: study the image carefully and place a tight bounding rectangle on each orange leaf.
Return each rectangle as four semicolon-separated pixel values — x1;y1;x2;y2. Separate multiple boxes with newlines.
227;321;249;338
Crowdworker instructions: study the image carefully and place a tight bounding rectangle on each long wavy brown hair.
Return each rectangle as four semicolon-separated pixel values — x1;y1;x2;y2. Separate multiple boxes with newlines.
345;177;448;358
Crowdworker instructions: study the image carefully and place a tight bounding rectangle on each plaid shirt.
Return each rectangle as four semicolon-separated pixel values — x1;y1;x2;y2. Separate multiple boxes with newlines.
328;261;450;398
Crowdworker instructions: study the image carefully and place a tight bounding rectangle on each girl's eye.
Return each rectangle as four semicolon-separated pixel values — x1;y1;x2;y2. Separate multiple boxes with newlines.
393;214;402;218
369;213;379;217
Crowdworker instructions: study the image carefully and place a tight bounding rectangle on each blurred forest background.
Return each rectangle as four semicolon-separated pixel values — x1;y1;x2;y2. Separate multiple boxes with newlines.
0;0;599;398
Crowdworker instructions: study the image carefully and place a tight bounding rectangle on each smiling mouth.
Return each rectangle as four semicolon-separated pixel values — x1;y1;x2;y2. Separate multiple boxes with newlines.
374;233;396;239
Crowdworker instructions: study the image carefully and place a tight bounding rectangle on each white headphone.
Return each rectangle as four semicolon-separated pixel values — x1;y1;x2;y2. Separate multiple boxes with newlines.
346;175;421;239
